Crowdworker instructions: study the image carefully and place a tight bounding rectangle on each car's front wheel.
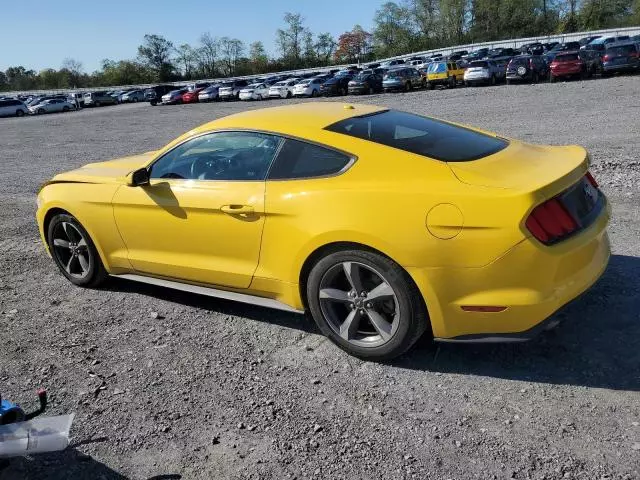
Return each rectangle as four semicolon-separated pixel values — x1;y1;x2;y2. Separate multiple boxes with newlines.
307;249;429;360
47;213;107;288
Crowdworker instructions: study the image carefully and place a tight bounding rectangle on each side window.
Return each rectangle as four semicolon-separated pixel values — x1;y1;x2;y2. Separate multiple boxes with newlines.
268;138;353;180
150;131;281;181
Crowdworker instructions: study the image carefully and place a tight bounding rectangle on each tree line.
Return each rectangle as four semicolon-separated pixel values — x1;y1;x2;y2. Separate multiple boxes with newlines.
1;1;638;92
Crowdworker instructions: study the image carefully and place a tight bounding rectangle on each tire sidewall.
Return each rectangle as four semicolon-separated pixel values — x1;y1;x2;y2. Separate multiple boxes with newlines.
306;250;428;360
47;213;105;287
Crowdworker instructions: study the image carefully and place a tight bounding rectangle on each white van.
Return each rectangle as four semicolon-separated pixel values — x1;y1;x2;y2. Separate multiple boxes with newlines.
0;99;29;117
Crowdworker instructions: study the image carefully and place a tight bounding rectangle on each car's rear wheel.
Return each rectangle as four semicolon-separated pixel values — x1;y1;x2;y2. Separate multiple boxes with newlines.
95;101;101;107
491;74;497;85
150;100;157;106
63;106;70;112
47;213;107;288
307;249;429;360
16;110;24;117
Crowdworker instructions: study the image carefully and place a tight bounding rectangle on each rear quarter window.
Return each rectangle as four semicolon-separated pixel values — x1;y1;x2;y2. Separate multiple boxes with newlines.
325;110;508;162
268;138;353;180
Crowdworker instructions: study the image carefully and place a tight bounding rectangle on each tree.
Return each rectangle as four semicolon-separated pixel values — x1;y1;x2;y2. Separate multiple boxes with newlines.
175;44;196;78
137;34;174;81
5;66;37;91
335;25;373;63
197;33;219;77
372;2;416;58
276;12;310;69
219;37;244;76
579;0;633;29
61;58;83;87
314;33;336;65
249;41;269;73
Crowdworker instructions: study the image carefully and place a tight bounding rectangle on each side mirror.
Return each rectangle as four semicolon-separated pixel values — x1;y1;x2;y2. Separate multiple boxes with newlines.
127;167;150;187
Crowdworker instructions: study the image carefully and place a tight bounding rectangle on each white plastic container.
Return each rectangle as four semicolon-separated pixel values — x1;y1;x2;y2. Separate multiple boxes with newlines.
0;414;74;457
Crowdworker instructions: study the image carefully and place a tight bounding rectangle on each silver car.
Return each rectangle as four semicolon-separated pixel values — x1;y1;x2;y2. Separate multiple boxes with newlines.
463;60;505;86
120;90;145;103
198;85;221;102
28;98;75;114
161;88;187;105
218;80;248;101
0;98;29;117
268;78;300;98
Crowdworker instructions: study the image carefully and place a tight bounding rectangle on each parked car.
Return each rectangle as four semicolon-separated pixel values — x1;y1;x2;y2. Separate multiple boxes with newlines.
519;43;544;55
448;50;469;61
425;61;465;88
464;48;489;62
181;83;210;103
549;52;588;81
0;98;29;117
487;47;517;59
584;36;631;56
68;93;84;108
383;67;423;92
239;83;269;100
506;55;549;83
219;80;248;101
161;88;188;105
463;60;505;86
110;90;132;103
120;90;145;103
320;71;355;96
544;42;582;63
28;98;75;115
381;59;406;68
292;78;324;97
144;85;178;106
27;95;67;107
348;70;384;94
268;78;299;98
579;35;601;46
83;91;118;107
37;103;610;360
601;42;640;76
578;48;603;76
198;84;222;102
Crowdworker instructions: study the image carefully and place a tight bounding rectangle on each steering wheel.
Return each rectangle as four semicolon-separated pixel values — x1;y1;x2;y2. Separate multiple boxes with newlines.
190;154;229;180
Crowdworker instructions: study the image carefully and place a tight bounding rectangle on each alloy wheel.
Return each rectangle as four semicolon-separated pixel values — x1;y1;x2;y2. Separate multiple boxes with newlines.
51;221;91;279
318;261;400;348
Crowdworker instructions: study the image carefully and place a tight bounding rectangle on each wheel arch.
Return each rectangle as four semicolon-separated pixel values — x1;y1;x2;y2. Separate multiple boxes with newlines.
297;241;430;324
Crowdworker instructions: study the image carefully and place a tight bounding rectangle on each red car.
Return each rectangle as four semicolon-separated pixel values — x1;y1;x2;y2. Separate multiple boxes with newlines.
549;52;586;81
181;82;210;103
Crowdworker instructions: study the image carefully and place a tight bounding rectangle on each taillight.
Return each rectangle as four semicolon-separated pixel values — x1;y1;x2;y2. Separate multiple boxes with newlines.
586;171;598;187
603;54;610;61
526;198;578;245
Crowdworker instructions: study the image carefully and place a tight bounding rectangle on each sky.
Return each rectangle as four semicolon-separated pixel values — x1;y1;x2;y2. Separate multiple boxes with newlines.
0;0;387;73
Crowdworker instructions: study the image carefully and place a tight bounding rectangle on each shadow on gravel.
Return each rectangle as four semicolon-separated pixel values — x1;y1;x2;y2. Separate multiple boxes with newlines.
396;254;640;392
0;448;183;480
107;278;317;334
106;255;639;392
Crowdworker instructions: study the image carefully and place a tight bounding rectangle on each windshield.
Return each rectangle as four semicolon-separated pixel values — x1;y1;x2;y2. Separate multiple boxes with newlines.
469;61;489;68
325;110;508;162
384;69;404;78
427;62;447;73
607;45;636;55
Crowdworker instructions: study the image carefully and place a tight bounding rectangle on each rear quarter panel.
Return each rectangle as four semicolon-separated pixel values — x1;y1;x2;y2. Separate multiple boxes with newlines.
257;132;532;288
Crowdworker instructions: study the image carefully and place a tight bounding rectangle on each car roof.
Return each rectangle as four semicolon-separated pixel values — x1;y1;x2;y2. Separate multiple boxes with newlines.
191;102;386;136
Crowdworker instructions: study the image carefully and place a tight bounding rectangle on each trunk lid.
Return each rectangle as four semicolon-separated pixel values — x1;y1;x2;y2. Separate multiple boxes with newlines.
448;141;589;200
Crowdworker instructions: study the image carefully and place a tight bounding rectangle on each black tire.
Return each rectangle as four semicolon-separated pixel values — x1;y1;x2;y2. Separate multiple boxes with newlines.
47;213;108;288
549;74;555;83
449;76;455;88
405;81;411;92
150;100;157;106
95;101;101;107
286;91;292;98
311;89;318;97
427;82;434;90
506;79;512;85
133;97;138;103
491;75;496;86
306;249;429;360
16;110;24;117
37;108;45;115
63;106;70;112
368;85;374;95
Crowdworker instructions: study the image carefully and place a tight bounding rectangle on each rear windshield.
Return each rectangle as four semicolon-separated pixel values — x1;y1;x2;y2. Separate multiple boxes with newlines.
607;44;636;55
556;54;579;61
428;62;447;73
325;110;508;162
469;61;489;68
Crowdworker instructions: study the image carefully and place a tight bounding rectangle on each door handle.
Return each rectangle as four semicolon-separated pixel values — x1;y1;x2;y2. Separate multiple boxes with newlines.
220;204;254;214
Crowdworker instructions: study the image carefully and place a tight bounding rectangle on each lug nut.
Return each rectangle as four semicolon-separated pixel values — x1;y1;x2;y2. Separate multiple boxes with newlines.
360;291;367;297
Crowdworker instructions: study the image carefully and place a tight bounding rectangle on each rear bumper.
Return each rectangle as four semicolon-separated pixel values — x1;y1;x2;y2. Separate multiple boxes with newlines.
409;201;611;341
603;63;639;72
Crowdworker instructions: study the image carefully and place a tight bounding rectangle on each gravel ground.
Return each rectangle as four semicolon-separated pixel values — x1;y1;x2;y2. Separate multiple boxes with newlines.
1;75;639;480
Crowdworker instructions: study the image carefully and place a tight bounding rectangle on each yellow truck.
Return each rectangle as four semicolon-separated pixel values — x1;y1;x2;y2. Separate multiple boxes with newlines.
425;61;466;88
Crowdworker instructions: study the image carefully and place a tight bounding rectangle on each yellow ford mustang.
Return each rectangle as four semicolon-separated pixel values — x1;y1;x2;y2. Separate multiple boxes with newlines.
36;103;610;359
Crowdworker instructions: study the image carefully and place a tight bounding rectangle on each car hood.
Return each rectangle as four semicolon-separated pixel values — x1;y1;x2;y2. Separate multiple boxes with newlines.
47;151;158;185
